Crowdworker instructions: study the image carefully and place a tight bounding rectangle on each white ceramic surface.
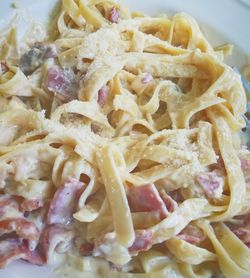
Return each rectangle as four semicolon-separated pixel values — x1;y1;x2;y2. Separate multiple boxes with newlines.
0;0;250;277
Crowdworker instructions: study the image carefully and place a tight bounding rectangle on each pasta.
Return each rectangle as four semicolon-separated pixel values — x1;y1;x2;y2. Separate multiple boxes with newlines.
0;1;249;277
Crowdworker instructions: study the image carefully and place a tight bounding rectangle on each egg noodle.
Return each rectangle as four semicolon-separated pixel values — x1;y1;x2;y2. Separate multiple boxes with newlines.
0;1;250;278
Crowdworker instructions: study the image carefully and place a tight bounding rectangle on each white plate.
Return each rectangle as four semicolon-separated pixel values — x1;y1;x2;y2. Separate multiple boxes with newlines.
0;1;249;277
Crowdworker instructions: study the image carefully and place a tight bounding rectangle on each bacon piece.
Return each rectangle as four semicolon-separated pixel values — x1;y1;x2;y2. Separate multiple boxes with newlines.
43;66;79;102
229;215;250;248
177;224;206;245
141;73;153;84
108;7;119;23
128;230;153;253
20;199;43;213
0;239;44;268
47;177;84;225
0;219;40;241
127;184;168;218
240;157;250;170
159;190;178;213
40;224;76;262
167;189;184;203
196;171;223;199
97;85;108;107
80;242;94;256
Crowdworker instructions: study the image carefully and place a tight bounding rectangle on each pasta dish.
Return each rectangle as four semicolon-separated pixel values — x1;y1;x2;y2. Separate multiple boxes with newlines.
0;1;249;277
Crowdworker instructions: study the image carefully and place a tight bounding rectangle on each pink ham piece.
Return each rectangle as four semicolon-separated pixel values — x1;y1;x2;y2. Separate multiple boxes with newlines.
20;199;43;213
0;239;44;268
0;219;40;241
177;224;206;245
240;157;250;170
108;7;119;23
43;66;78;102
127;184;168;218
141;73;153;84
159;190;178;213
230;215;250;248
196;171;223;199
40;224;76;262
128;230;153;254
97;85;109;107
80;242;94;256
47;177;84;225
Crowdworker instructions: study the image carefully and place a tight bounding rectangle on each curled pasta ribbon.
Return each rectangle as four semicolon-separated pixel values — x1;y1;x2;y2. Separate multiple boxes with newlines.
97;144;135;247
197;221;250;278
207;108;246;220
166;237;216;265
0;67;33;96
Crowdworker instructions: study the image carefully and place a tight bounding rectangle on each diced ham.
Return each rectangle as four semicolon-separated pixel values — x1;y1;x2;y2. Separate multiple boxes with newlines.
196;171;223;199
20;199;43;213
127;184;168;218
0;219;40;241
43;66;79;102
47;177;84;225
97;85;108;107
141;73;153;84
240;157;250;170
40;224;76;263
159;190;178;213
108;7;119;23
128;230;153;253
20;43;57;75
80;242;94;256
177;224;206;245
167;189;184;203
0;239;44;268
229;215;250;248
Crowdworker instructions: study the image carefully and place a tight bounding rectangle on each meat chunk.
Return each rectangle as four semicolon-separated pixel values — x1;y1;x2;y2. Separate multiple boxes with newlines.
43;66;79;102
97;85;109;107
159;190;178;213
128;230;153;254
127;184;168;218
196;171;224;199
79;242;94;256
108;7;119;23
0;239;44;268
20;199;43;213
230;215;250;248
239;157;250;170
47;177;84;225
177;224;206;245
0;219;40;241
20;43;57;75
141;73;153;84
